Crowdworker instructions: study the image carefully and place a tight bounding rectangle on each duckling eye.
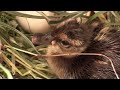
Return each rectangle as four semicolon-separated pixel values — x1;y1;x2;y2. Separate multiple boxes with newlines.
60;40;70;48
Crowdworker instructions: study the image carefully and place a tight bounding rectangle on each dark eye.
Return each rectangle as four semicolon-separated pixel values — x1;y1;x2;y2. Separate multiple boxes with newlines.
60;40;70;48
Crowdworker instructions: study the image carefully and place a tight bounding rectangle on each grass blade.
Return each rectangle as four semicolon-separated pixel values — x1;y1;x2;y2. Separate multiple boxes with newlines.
0;21;40;54
0;63;13;79
86;11;107;23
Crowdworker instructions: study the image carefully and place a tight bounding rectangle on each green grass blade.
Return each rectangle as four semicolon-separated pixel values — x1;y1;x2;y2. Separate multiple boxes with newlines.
0;63;13;79
86;11;107;23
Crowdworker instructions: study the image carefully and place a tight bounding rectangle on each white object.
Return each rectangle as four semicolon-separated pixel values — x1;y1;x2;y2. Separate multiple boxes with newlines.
16;11;55;33
66;11;77;13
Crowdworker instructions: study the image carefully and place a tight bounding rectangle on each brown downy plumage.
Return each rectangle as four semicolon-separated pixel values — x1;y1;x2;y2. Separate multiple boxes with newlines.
46;18;120;79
